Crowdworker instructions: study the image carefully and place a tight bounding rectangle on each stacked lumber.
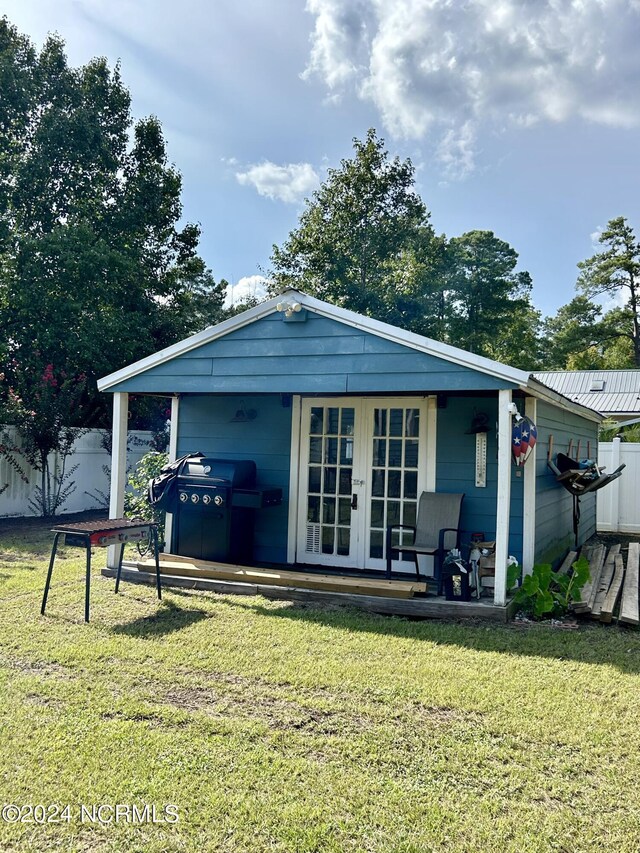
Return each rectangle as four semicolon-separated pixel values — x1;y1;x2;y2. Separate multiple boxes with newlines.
570;542;639;625
137;554;428;600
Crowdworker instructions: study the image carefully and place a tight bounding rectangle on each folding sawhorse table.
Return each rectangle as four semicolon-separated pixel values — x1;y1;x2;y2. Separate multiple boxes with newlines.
41;518;162;622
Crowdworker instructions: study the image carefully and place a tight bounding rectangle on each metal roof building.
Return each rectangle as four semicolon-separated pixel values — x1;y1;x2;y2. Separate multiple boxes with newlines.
534;370;640;419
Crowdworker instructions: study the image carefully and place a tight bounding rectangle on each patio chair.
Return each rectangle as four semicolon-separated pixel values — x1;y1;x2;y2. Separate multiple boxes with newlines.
385;492;465;594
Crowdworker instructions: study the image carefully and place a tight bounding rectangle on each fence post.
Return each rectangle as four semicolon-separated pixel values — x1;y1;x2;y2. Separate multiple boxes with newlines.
610;436;622;533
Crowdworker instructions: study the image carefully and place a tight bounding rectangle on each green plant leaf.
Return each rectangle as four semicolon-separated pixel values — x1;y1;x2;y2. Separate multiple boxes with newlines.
534;590;555;617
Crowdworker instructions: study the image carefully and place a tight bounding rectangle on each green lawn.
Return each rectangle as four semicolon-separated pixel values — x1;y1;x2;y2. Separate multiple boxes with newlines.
1;520;639;853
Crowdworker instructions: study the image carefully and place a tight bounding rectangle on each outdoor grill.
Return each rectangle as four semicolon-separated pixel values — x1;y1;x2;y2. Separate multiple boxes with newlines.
170;457;282;563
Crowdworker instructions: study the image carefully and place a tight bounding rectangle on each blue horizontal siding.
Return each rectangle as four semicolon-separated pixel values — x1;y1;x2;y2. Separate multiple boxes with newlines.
534;401;598;566
435;396;524;563
107;310;518;395
176;394;292;564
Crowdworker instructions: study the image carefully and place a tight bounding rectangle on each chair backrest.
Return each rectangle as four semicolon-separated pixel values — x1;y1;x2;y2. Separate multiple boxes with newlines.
414;492;464;550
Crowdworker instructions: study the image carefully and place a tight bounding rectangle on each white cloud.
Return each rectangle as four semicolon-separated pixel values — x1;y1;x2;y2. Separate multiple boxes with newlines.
236;161;319;203
224;275;270;309
303;0;640;177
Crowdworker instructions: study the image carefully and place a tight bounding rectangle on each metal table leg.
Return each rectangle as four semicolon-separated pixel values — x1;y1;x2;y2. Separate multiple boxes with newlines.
84;534;91;623
114;543;126;594
152;525;162;600
41;532;62;615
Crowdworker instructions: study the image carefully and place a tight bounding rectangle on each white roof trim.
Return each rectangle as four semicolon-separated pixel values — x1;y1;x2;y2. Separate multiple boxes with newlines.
98;288;532;391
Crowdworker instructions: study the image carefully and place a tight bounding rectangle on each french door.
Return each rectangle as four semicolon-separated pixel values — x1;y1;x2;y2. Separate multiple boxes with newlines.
296;397;431;571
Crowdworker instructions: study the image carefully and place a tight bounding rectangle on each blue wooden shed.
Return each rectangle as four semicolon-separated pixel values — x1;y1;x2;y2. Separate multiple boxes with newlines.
98;289;601;607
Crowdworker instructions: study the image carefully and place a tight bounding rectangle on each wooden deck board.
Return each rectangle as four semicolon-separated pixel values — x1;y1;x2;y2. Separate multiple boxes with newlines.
574;545;604;614
620;542;640;626
591;545;620;619
600;554;625;624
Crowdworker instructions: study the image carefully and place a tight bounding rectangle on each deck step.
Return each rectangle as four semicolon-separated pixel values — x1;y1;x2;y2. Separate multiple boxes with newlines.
137;557;427;599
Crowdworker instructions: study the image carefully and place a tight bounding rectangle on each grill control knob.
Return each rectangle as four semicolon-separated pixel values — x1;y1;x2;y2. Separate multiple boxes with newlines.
214;495;224;507
191;493;200;504
202;494;212;506
179;492;188;503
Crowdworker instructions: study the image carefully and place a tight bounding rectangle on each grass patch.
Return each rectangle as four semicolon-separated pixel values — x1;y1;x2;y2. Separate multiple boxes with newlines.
1;520;639;851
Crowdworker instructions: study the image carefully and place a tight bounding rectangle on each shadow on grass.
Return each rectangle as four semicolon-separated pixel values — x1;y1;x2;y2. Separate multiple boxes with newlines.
109;599;210;638
221;596;640;675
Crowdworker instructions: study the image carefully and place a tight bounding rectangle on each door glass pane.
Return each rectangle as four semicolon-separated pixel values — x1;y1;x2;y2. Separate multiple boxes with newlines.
403;470;417;499
307;495;320;523
388;440;402;468
405;409;419;437
341;409;355;435
337;527;350;556
370;530;383;559
340;437;354;464
387;500;400;526
322;526;335;554
325;438;338;464
388;470;401;498
404;440;418;468
373;439;386;466
389;409;403;436
323;467;337;494
326;408;339;435
338;498;351;524
310;408;323;434
371;499;385;528
339;468;352;495
372;469;385;497
309;437;322;463
308;466;321;494
323;497;336;524
373;409;387;436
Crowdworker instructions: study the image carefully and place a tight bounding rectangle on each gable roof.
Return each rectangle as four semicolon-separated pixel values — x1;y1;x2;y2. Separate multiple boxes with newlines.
98;289;529;390
534;370;640;416
97;289;601;421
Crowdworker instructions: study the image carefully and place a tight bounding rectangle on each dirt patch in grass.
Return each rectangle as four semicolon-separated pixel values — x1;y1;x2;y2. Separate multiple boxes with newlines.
0;655;75;680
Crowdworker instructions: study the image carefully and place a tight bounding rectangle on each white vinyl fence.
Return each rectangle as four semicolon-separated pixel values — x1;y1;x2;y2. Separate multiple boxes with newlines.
0;426;154;518
597;438;640;534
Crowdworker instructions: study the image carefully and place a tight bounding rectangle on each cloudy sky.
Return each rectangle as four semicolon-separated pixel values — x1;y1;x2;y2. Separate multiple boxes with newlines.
5;0;640;316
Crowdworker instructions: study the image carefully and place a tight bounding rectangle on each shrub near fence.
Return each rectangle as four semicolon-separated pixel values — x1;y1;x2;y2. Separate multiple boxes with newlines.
0;427;153;518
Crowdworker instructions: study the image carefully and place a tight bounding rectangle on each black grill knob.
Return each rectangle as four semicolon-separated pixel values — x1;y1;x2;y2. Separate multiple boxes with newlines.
202;494;212;506
179;492;188;503
191;493;200;504
214;495;224;506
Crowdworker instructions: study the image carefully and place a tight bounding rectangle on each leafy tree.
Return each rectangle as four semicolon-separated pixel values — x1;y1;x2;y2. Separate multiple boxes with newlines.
577;217;640;366
0;18;226;431
270;129;434;323
446;231;540;369
270;130;540;367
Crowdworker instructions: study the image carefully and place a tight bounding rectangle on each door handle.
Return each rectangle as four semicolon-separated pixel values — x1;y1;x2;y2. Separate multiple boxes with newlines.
351;493;358;510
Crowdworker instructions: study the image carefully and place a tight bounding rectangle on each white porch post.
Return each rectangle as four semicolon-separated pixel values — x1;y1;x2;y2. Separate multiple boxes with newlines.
494;389;512;606
522;397;537;575
164;395;180;553
107;392;129;568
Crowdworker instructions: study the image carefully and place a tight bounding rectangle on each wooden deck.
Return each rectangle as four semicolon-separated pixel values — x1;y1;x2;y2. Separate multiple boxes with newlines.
101;554;516;622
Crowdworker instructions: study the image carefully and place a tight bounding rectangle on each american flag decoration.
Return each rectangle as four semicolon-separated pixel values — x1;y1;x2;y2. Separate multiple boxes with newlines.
512;416;537;466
